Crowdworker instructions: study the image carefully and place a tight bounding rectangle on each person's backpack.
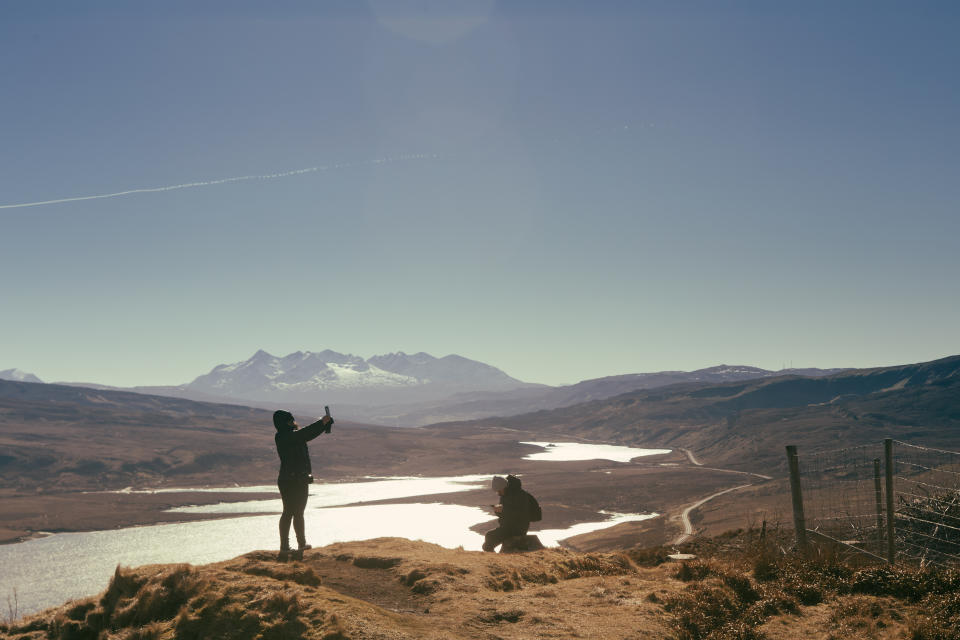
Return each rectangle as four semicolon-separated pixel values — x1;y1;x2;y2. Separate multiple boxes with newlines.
526;491;542;522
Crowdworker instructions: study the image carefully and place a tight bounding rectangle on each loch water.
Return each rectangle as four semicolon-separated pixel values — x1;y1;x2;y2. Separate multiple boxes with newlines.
1;442;668;617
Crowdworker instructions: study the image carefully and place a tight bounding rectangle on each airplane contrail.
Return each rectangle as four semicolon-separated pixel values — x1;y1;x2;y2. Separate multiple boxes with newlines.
0;153;437;210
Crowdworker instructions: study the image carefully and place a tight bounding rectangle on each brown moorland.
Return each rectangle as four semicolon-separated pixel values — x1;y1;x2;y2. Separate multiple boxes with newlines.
4;532;958;640
433;354;960;476
0;379;757;547
3;354;959;548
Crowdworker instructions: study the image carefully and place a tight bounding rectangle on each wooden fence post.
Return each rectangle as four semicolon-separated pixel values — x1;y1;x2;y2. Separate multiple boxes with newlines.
786;445;808;556
884;438;896;564
873;458;884;551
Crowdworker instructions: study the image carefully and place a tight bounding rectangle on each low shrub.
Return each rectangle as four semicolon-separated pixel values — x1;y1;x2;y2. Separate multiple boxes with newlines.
628;546;672;567
676;561;714;582
550;552;634;579
907;591;960;640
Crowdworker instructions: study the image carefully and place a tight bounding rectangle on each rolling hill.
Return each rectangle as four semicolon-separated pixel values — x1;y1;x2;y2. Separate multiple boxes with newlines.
434;355;960;475
3;356;955;489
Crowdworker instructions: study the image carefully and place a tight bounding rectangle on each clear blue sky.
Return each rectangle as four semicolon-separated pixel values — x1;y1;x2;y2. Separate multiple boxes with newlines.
2;1;958;387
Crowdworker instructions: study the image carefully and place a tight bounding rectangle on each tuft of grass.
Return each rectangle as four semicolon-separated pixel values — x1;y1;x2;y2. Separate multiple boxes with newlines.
664;582;744;640
352;555;402;569
663;561;799;639
627;546;672;567
111;565;203;628
780;575;823;606
99;566;147;618
649;528;960;640
237;561;322;587
256;590;310;640
174;592;265;640
492;609;525;623
907;590;960;640
319;612;350;640
676;561;715;582
517;568;560;584
849;566;960;602
263;590;300;618
124;620;167;640
751;552;779;582
411;579;441;595
477;609;525;624
34;565;208;640
402;569;428;586
485;567;523;592
3;616;48;636
50;615;98;640
64;602;95;622
723;574;759;605
550;551;634;580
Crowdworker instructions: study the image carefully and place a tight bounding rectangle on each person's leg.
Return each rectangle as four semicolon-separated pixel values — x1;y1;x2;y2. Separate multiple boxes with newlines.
483;527;508;552
292;482;310;549
278;479;295;550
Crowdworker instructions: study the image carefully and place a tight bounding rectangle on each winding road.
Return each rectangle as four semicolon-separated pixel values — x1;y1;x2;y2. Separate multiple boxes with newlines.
671;448;770;545
672;483;755;545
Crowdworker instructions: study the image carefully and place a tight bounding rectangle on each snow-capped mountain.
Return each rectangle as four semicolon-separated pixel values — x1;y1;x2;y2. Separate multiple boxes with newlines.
184;349;535;405
366;352;523;387
0;368;43;383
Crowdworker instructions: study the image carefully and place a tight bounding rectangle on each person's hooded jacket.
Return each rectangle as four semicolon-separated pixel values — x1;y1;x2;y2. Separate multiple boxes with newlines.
497;475;532;536
275;419;329;479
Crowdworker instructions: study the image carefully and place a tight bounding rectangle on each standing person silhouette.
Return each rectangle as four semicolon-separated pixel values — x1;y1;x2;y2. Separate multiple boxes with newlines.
273;409;333;560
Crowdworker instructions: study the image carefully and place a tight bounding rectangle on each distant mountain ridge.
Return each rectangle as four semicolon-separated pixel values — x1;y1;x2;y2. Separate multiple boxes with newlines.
2;356;849;425
183;349;538;406
355;363;849;426
4;355;955;489
0;368;43;383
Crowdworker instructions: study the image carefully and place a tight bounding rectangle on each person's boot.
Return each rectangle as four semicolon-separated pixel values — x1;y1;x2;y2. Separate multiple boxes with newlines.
278;542;291;561
292;543;311;561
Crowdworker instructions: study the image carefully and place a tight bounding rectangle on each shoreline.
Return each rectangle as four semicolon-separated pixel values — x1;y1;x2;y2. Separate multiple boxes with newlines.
1;480;651;547
0;462;751;550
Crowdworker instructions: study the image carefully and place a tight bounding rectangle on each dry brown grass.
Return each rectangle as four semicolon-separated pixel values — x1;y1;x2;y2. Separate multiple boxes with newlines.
4;534;960;640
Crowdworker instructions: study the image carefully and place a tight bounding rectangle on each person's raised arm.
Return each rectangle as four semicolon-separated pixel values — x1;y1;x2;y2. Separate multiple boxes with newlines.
293;415;333;442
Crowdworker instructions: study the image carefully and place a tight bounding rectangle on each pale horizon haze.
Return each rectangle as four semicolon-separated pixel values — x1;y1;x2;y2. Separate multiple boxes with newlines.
2;1;959;388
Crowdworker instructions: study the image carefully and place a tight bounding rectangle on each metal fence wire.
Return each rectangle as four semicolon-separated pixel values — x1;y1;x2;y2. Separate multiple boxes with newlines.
789;439;960;568
891;441;960;568
794;441;888;561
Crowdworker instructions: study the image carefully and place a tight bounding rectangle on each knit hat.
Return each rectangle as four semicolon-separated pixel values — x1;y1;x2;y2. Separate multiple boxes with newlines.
491;476;508;491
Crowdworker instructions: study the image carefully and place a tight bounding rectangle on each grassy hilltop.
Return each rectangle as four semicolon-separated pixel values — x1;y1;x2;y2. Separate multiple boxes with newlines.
3;534;959;640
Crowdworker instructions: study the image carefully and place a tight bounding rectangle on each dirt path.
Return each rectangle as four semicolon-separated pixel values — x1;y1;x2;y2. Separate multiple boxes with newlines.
667;447;773;545
679;448;770;480
672;483;754;545
695;466;773;481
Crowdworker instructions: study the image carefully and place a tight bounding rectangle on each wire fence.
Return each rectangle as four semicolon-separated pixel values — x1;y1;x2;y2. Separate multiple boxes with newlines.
789;439;960;568
891;441;960;568
794;441;888;562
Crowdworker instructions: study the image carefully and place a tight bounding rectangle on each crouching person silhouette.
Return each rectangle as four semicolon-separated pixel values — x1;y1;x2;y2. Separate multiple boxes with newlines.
273;409;333;560
482;475;542;552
